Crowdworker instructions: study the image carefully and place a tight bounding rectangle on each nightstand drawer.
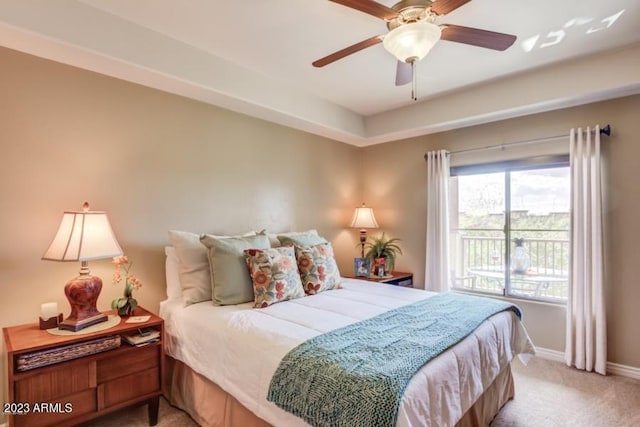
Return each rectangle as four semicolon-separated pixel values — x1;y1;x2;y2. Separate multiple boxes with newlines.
15;361;95;402
394;278;413;287
98;366;160;409
13;388;96;427
97;344;159;383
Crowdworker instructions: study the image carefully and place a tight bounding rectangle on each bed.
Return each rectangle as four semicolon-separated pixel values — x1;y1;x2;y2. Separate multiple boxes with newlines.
160;243;535;427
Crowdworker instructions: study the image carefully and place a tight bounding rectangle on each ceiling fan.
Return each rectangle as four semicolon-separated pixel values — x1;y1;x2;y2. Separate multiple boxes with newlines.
312;0;517;100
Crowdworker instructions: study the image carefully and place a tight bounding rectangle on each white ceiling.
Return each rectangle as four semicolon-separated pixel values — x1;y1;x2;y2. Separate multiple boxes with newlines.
1;0;639;145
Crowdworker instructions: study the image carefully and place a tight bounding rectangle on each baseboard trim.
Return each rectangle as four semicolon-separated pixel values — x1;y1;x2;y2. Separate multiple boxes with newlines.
534;347;565;363
535;346;640;380
607;362;640;380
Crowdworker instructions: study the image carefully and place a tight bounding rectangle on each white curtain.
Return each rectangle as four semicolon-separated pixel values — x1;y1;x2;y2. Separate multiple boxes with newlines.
565;126;606;375
425;150;450;292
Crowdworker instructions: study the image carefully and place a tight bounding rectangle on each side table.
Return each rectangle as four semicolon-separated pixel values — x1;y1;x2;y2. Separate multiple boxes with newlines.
350;271;413;288
3;307;163;427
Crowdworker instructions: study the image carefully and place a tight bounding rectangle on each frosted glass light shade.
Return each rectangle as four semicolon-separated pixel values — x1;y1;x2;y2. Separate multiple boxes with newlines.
383;21;442;62
350;205;379;229
43;208;123;262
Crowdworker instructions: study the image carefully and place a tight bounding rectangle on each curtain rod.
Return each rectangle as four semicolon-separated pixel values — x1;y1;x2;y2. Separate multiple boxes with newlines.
428;124;611;158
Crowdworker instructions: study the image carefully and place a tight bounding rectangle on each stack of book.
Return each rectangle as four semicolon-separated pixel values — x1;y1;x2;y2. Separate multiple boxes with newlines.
121;329;160;347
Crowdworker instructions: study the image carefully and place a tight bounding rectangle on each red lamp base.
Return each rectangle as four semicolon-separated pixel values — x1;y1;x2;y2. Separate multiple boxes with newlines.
59;274;108;332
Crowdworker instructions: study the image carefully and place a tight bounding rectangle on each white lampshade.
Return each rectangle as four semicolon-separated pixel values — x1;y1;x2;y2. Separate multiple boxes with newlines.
383;21;442;62
350;204;379;229
42;204;123;262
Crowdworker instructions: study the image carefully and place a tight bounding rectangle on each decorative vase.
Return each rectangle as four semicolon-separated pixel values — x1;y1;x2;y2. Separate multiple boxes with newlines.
374;257;386;276
113;294;138;317
117;298;135;317
511;238;530;274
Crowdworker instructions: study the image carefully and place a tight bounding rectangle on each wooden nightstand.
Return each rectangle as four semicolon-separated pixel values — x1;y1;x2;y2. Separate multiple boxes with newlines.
3;307;163;427
351;271;414;288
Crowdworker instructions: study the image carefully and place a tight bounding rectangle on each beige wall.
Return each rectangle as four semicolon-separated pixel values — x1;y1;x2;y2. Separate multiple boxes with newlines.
360;94;640;368
0;46;361;411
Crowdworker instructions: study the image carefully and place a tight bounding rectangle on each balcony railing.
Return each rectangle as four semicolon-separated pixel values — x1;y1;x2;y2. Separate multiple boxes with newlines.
451;231;569;302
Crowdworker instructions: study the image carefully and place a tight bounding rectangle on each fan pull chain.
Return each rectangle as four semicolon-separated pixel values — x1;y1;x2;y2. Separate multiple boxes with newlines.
411;60;417;101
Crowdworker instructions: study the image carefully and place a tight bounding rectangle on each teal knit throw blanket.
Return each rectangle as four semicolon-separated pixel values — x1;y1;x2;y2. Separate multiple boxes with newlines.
267;292;521;427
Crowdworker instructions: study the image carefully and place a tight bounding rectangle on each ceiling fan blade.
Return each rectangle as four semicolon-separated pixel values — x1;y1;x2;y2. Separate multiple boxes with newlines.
329;0;398;20
430;0;472;15
312;35;384;67
395;60;412;86
440;24;517;51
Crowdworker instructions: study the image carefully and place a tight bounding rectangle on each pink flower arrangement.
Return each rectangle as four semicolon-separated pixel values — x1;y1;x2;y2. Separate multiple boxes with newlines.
111;255;142;315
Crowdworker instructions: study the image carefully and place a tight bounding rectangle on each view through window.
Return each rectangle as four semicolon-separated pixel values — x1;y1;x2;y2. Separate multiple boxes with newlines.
450;164;570;303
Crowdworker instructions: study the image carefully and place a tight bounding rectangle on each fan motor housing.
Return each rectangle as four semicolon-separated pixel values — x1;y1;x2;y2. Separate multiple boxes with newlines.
387;0;436;30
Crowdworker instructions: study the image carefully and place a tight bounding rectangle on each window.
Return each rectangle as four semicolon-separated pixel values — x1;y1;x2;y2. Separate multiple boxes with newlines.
449;156;570;303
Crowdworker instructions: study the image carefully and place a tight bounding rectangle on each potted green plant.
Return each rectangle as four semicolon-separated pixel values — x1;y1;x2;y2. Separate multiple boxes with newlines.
364;233;402;275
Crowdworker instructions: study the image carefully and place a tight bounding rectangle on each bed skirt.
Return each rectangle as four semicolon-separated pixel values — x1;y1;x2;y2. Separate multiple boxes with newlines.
163;355;514;427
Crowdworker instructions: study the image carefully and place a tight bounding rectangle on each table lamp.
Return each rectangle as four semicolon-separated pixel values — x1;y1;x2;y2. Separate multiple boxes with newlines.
350;203;379;258
42;202;123;331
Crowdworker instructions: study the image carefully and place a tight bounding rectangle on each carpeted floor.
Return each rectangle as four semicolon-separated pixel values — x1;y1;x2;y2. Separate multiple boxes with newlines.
491;358;640;426
88;357;640;426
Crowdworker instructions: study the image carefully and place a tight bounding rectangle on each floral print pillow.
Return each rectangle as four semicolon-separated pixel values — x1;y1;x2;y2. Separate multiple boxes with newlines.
244;247;305;308
295;242;342;295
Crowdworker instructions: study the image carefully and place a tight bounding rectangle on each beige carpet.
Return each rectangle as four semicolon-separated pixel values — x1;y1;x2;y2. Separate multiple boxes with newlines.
491;358;640;427
88;358;640;426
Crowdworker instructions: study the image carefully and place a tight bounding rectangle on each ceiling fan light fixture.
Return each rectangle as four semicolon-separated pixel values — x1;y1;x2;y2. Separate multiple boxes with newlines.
383;21;441;63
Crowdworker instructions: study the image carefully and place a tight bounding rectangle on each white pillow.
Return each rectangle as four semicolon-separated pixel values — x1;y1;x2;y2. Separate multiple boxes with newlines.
268;229;319;248
164;246;182;299
168;230;256;306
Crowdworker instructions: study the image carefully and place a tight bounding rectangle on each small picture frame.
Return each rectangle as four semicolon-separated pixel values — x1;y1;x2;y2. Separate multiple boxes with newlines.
354;258;371;278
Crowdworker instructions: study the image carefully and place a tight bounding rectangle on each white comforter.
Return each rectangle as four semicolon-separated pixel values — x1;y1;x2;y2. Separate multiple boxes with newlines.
160;279;534;427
